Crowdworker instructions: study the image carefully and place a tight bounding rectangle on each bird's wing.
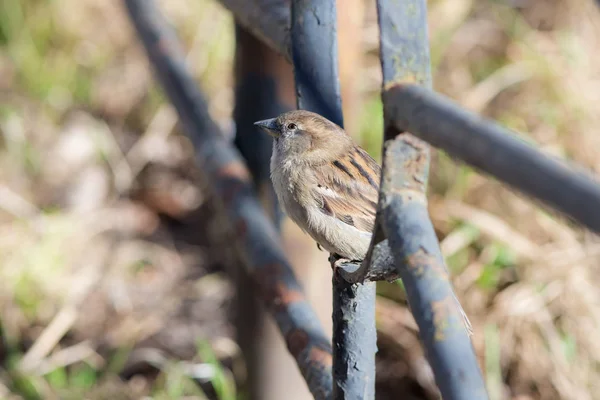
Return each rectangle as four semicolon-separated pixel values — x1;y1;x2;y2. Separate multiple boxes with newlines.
313;146;381;233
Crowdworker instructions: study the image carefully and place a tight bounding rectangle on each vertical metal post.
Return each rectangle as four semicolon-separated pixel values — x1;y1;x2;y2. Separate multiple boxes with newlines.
233;24;294;400
331;275;376;399
290;1;376;399
234;25;293;228
376;0;489;399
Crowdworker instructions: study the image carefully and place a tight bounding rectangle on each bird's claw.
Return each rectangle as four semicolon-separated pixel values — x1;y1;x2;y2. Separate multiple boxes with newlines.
316;243;323;251
329;254;353;274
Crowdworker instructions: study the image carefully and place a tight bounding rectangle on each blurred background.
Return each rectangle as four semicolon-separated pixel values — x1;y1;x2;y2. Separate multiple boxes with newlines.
1;0;600;399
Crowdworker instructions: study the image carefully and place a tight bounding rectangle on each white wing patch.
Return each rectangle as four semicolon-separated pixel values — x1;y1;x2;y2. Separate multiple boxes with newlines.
314;184;339;198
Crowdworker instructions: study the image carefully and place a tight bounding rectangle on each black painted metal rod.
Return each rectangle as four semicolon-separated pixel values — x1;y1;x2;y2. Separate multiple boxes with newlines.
290;0;377;399
383;83;600;234
217;0;291;60
123;1;333;398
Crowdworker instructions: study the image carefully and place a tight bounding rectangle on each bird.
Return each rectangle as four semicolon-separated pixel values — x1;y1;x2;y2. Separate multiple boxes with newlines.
254;110;472;335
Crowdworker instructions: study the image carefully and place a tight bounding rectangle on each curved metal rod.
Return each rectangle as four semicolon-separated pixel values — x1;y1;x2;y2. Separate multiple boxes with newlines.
123;1;333;398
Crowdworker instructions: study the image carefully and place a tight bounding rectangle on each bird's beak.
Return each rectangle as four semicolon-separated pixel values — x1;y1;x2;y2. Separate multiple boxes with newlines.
254;118;279;138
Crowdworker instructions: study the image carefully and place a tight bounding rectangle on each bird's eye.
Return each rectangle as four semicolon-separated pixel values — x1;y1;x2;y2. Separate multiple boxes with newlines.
287;123;297;130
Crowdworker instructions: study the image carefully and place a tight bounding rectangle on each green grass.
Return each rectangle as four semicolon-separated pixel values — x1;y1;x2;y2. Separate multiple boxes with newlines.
476;243;516;291
196;340;236;400
0;0;93;104
358;96;384;161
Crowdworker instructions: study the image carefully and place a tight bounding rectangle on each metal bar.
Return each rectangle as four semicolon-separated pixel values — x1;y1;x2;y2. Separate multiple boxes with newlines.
232;24;293;400
291;0;342;125
217;0;291;61
337;241;398;283
376;0;489;399
383;83;600;234
123;1;333;398
290;1;376;399
234;24;290;228
331;274;376;400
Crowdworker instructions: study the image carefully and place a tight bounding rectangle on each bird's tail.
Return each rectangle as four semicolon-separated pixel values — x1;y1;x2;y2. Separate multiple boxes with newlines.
457;299;473;336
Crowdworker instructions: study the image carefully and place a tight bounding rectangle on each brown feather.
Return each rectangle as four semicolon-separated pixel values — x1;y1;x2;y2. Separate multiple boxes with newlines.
313;145;381;233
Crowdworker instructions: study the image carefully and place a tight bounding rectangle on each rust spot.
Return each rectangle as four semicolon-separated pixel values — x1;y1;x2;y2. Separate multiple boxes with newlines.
286;329;309;357
382;81;408;93
396;73;421;87
274;283;305;308
431;296;460;341
382;72;429;90
251;264;305;312
309;346;333;367
217;161;251;182
404;247;448;279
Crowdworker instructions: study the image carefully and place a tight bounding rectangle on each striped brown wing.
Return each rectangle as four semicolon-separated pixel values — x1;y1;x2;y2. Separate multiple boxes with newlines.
314;146;381;233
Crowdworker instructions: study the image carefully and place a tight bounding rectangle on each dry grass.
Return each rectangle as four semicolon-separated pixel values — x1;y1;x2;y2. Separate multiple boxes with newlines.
1;0;600;398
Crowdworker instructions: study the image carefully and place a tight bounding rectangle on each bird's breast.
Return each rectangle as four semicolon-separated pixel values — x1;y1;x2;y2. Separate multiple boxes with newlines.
270;155;371;260
270;154;311;227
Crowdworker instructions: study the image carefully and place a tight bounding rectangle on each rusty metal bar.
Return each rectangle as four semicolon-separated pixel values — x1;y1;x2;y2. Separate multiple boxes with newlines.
290;1;376;399
376;0;489;399
123;1;333;398
383;84;600;234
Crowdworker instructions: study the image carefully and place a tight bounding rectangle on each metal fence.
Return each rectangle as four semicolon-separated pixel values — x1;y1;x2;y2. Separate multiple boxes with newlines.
125;0;600;399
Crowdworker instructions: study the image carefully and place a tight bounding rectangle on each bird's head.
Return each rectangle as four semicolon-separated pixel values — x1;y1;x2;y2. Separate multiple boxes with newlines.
254;110;352;164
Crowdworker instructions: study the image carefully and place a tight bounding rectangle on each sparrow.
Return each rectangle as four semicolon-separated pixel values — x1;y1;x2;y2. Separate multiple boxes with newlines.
254;110;472;334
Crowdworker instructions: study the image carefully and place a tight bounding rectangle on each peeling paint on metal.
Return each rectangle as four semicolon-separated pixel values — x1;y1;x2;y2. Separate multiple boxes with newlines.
405;247;449;279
